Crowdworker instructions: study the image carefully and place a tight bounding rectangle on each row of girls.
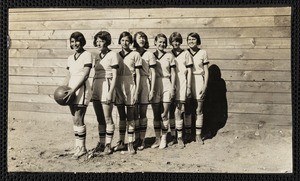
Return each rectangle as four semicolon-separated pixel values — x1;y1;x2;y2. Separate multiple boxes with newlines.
62;31;209;159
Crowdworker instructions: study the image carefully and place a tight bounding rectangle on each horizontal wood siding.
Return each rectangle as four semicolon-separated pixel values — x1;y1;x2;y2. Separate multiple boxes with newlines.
8;7;292;126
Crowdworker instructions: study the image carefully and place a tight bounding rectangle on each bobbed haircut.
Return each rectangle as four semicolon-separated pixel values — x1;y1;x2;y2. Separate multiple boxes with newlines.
133;31;150;49
118;31;133;44
187;32;201;45
169;32;183;45
93;31;112;47
154;33;168;47
69;31;86;49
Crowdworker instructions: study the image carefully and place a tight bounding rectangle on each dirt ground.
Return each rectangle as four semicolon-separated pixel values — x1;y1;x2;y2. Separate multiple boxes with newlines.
7;117;292;173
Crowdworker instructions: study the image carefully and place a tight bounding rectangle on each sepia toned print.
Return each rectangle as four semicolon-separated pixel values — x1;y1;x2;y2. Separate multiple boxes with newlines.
7;7;292;173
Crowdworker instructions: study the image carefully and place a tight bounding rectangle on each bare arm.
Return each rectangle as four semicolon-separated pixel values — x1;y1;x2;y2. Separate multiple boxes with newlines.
134;68;141;104
62;71;71;86
149;67;156;101
171;67;176;98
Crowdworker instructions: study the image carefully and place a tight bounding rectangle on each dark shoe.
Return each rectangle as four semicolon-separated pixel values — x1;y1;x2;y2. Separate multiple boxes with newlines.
114;140;126;151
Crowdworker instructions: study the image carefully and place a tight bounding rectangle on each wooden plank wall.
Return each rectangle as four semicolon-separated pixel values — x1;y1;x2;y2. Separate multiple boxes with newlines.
8;7;292;126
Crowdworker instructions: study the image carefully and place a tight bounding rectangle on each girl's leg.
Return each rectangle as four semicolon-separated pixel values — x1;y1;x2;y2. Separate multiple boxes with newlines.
159;102;170;149
168;101;177;146
70;105;88;158
151;103;162;148
126;106;136;154
175;103;185;149
114;105;127;151
195;100;204;143
137;104;148;150
103;103;114;155
92;101;106;153
134;105;141;147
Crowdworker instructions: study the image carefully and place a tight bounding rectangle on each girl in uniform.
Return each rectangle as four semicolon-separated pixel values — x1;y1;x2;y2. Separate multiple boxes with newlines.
114;31;142;154
186;32;209;143
132;31;157;150
89;31;119;157
62;32;92;159
152;33;176;149
169;32;193;149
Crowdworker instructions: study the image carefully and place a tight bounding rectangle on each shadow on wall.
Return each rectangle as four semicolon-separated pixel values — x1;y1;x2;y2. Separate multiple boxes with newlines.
202;64;228;140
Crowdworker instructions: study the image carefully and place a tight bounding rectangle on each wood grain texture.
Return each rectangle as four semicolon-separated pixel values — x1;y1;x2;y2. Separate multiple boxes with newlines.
8;7;292;126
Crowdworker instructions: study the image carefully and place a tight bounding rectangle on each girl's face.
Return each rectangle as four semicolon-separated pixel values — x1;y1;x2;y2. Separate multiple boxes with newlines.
171;40;181;49
120;36;131;49
70;38;82;51
187;36;198;48
155;37;167;51
95;37;106;50
136;34;146;48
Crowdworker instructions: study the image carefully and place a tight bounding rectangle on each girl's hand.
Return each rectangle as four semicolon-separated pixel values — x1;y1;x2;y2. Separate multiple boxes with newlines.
187;87;192;98
133;92;139;105
148;90;154;101
199;87;206;99
106;92;112;104
64;89;75;104
171;88;176;99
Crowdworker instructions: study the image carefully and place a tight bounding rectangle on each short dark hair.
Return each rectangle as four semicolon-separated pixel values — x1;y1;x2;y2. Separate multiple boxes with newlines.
187;32;201;45
69;31;86;49
169;32;183;45
133;31;149;49
118;31;133;44
154;33;168;47
93;31;112;47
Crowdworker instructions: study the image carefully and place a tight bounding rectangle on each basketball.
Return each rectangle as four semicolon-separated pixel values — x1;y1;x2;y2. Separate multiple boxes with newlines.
53;86;75;106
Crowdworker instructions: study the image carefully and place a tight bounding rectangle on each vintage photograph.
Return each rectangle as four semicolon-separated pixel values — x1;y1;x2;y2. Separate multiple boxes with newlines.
7;7;292;173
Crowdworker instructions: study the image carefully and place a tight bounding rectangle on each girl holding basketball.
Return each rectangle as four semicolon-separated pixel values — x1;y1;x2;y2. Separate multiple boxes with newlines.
169;32;193;149
151;33;176;149
187;32;209;143
132;31;157;150
62;32;93;159
89;31;119;157
114;31;142;154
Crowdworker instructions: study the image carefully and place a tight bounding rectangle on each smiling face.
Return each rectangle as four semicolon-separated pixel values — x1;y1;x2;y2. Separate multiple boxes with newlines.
70;38;82;52
95;37;106;50
120;36;131;49
136;33;146;48
155;37;167;51
187;36;198;49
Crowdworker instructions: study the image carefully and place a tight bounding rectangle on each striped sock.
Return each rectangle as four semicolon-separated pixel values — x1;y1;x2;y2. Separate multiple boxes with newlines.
134;119;140;141
196;114;204;135
119;119;126;142
73;125;79;148
105;122;115;145
127;120;135;143
139;118;148;140
153;119;161;139
98;124;106;145
77;125;86;148
184;114;192;134
176;119;183;138
169;118;176;137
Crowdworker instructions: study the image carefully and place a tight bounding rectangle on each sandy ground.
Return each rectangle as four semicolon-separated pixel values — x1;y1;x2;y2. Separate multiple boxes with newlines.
7;117;292;173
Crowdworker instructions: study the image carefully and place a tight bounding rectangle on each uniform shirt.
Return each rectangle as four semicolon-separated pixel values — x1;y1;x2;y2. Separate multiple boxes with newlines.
67;50;93;77
94;50;119;79
139;50;157;77
117;50;143;76
154;51;176;78
171;49;193;76
188;49;209;75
